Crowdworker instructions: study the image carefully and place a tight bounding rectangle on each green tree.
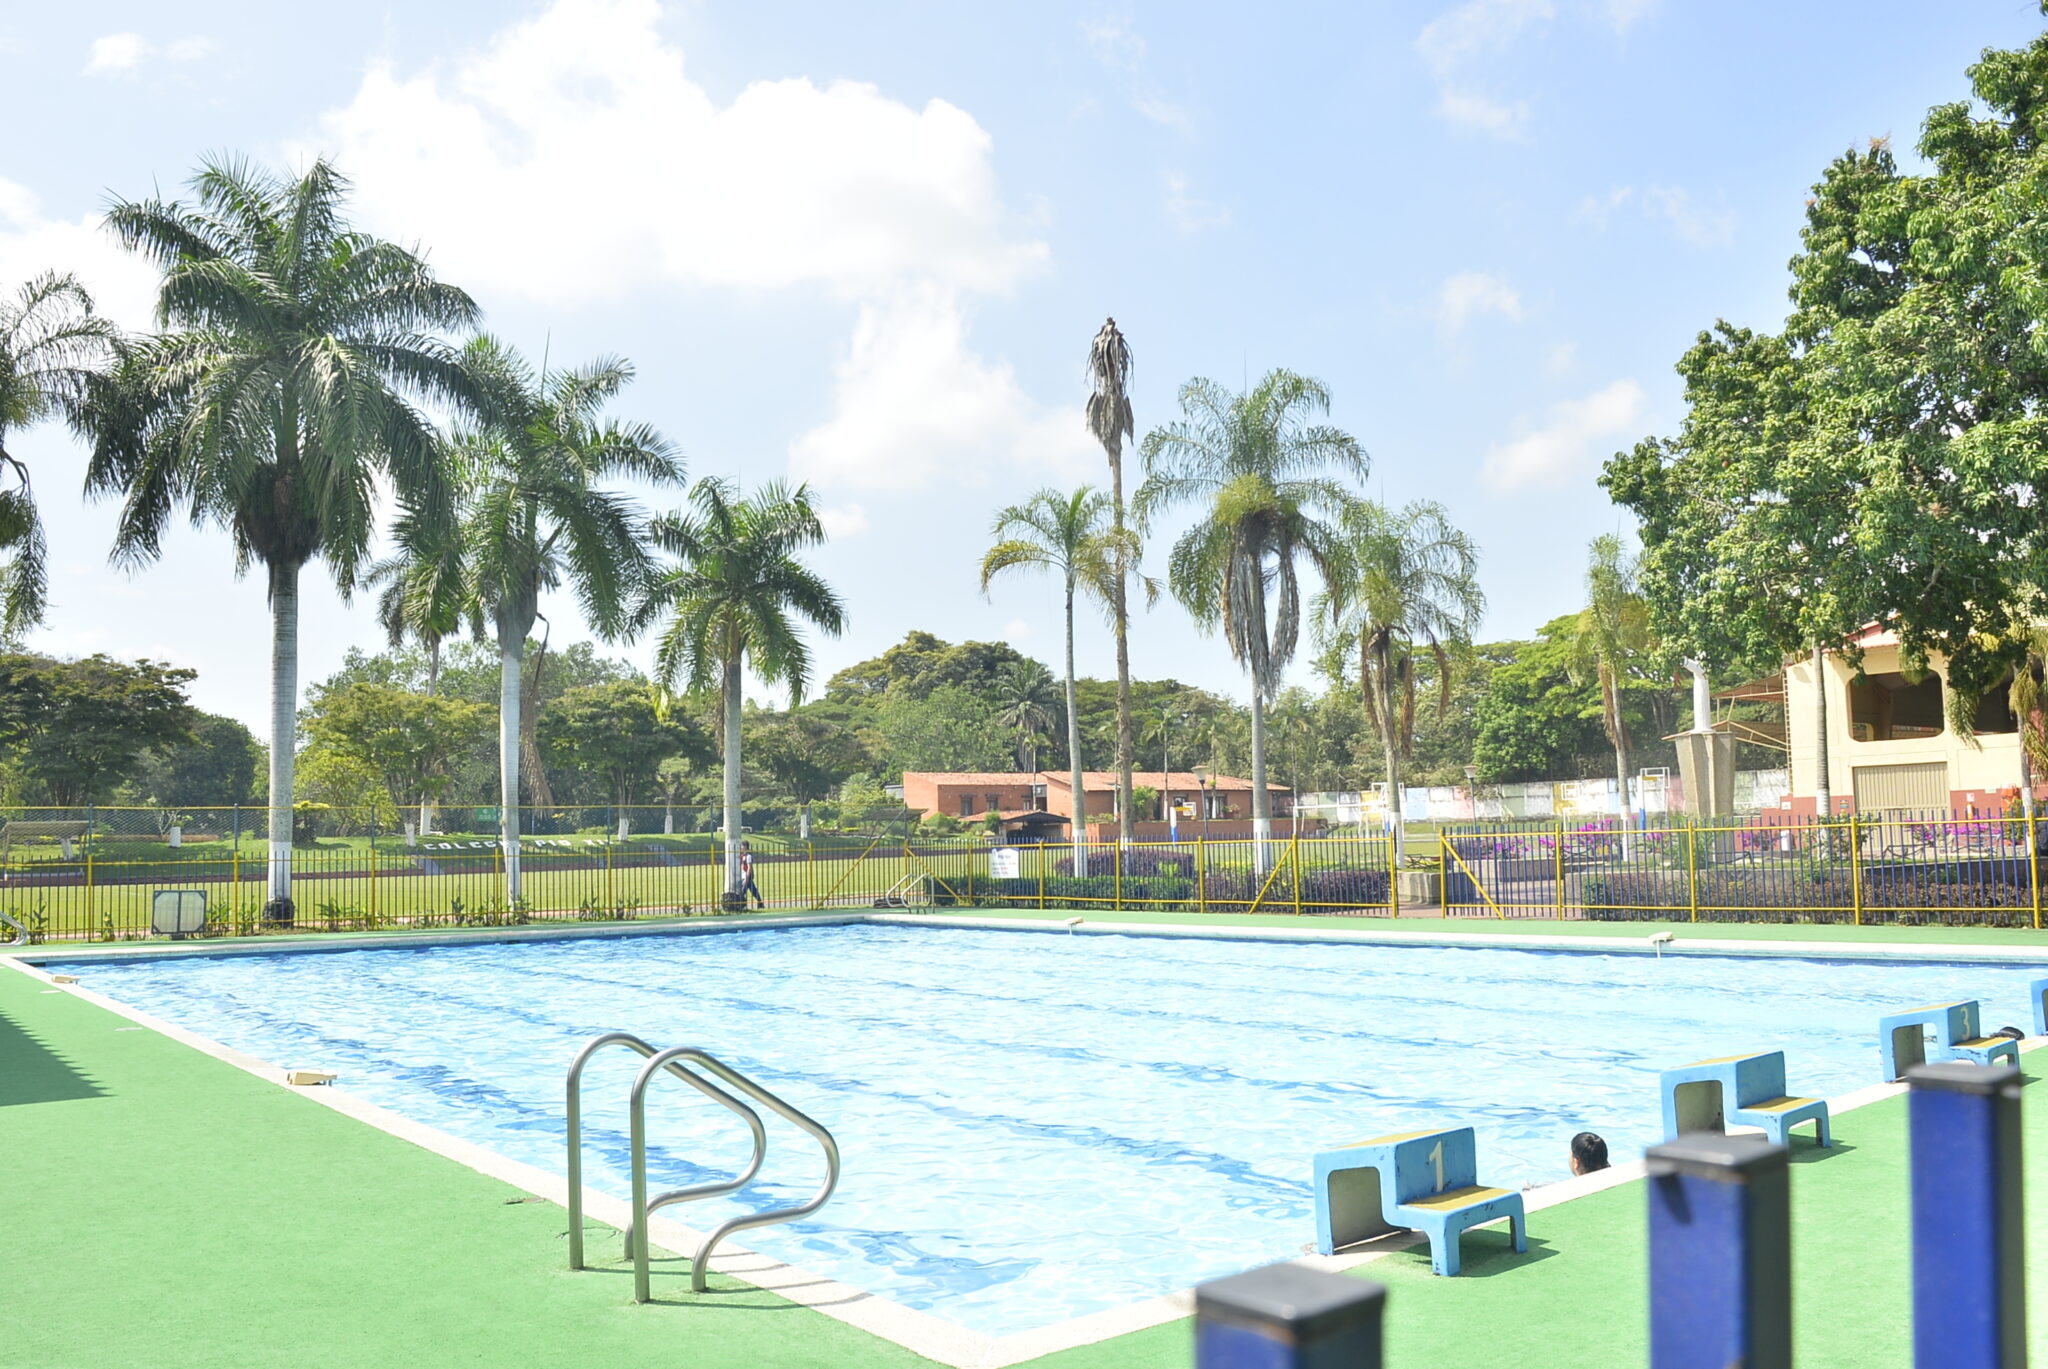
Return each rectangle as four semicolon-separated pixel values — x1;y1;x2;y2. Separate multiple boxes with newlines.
1315;500;1483;854
302;682;491;826
1086;318;1141;842
875;683;1012;774
0;273;118;634
2;654;198;805
1606;22;2048;807
1569;536;1657;837
643;478;846;903
980;484;1128;866
540;680;710;812
454;337;681;897
131;712;263;807
292;750;396;836
87;156;478;919
1136;370;1367;870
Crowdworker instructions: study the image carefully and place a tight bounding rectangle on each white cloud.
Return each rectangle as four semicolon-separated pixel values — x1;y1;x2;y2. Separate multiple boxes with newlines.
1481;379;1645;492
1604;0;1658;32
0;178;161;331
84;32;148;75
1581;184;1735;246
1543;340;1578;375
1080;16;1145;71
310;0;1064;496
1163;172;1229;233
83;31;215;76
1415;0;1554;139
816;503;870;539
1436;271;1524;339
1131;92;1194;133
1002;618;1033;641
310;0;1045;306
790;285;1097;492
1641;185;1736;247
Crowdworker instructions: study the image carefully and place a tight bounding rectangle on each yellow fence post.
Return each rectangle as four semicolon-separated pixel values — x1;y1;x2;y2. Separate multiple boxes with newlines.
1038;846;1047;911
1196;838;1207;916
1293;838;1304;916
1554;819;1566;920
2031;810;2042;932
1113;843;1123;913
1388;828;1400;918
1849;812;1864;927
1685;818;1698;924
1439;829;1451;912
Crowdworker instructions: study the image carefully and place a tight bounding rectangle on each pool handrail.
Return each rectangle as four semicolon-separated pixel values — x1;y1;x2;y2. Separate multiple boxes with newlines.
564;1031;766;1271
0;908;24;947
629;1045;841;1300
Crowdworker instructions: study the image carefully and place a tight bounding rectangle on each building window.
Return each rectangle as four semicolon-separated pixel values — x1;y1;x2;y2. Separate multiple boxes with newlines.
985;793;1000;815
960;796;975;816
1848;671;1945;742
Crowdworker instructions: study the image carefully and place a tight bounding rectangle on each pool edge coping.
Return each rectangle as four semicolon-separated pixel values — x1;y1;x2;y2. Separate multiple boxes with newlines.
8;922;2046;1368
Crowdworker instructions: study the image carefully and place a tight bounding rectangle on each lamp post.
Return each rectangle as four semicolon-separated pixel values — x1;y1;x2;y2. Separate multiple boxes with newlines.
1194;763;1211;841
1161;707;1183;820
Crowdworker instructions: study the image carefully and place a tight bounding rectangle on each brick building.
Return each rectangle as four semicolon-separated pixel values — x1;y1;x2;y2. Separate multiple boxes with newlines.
897;770;1301;840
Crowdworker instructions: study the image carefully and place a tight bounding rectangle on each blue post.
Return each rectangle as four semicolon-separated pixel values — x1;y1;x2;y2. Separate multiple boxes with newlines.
1194;1263;1385;1369
1907;1063;2026;1369
1646;1133;1791;1369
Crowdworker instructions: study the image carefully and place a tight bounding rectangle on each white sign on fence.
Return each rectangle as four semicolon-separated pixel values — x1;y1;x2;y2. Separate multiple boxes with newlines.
989;846;1021;879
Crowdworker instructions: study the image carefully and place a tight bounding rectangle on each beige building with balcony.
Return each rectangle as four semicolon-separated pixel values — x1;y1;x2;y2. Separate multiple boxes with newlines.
1780;627;2029;816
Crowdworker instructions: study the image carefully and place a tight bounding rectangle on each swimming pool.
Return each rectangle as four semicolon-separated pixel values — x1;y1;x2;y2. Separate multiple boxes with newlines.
61;925;2046;1337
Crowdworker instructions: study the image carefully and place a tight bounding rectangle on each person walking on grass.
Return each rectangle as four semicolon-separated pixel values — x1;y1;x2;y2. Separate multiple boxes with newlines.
740;841;764;909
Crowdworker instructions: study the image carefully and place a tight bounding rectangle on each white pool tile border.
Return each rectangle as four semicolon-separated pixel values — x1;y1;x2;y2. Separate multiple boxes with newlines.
8;916;2046;1368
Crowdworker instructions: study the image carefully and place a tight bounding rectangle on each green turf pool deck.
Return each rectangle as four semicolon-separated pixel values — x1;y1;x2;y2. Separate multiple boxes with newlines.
4;920;2046;1369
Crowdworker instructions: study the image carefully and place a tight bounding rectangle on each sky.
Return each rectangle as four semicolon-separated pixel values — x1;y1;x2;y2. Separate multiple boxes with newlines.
1;0;2041;734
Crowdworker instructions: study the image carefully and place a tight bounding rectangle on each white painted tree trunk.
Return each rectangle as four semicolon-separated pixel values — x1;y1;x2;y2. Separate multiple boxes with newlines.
1064;583;1088;878
723;658;744;899
499;635;523;903
1249;679;1272;875
265;561;299;921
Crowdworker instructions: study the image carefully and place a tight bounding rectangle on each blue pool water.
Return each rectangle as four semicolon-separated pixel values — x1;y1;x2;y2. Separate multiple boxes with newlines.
63;926;2045;1337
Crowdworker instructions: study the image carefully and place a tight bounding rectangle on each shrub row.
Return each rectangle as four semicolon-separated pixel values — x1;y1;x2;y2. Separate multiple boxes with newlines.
1051;849;1195;878
946;865;1390;913
1581;864;2037;927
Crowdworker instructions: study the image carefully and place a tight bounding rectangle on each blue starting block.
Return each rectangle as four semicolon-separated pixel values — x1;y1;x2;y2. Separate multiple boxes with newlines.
1313;1126;1526;1276
1658;1052;1830;1148
1878;1001;2019;1082
2031;976;2047;1040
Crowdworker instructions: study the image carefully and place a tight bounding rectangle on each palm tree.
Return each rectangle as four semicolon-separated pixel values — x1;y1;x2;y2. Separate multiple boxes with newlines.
1316;500;1483;859
1086;318;1140;844
86;157;478;921
454;337;681;902
1135;370;1368;872
980;485;1128;871
0;272;118;637
642;478;846;907
366;500;475;835
1570;534;1655;850
989;659;1060;772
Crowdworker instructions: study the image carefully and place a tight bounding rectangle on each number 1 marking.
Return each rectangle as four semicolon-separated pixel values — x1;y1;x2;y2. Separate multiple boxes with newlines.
1427;1141;1445;1192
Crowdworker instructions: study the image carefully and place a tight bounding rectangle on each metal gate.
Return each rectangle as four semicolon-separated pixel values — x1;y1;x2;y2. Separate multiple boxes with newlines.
1851;762;1949;814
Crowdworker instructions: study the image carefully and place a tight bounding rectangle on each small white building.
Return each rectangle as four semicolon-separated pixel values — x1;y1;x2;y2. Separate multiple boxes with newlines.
1780;627;2028;816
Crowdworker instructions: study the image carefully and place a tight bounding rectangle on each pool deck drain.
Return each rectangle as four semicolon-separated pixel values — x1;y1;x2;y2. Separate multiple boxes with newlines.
5;910;2048;1368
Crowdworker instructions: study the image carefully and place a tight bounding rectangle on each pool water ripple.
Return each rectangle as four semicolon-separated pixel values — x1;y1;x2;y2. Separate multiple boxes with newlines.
62;925;2047;1337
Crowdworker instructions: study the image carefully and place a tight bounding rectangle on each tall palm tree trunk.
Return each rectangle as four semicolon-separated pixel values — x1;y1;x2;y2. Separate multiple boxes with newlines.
264;560;299;922
1110;485;1136;845
723;658;744;899
1606;673;1634;860
1064;583;1088;876
498;635;523;902
1248;678;1272;875
1370;640;1405;868
419;637;440;838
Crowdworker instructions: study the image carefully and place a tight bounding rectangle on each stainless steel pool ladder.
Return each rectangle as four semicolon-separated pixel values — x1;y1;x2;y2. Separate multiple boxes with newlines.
0;909;24;947
564;1032;841;1301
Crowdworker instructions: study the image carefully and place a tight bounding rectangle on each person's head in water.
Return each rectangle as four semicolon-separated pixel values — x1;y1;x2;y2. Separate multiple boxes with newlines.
1570;1132;1610;1176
